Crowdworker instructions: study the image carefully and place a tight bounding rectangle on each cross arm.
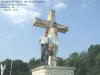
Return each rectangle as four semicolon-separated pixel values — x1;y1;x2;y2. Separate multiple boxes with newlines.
57;24;68;33
33;17;68;33
33;17;49;29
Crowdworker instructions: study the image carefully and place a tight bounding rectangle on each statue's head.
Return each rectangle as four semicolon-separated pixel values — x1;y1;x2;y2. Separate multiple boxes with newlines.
44;30;48;37
52;22;57;28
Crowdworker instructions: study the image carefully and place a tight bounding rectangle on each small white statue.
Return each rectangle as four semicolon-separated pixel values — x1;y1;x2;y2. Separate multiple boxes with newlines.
48;23;58;66
1;64;6;75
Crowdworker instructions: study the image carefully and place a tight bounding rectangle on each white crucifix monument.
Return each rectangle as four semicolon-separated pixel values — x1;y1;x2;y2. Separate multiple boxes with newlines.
31;9;75;75
33;9;68;66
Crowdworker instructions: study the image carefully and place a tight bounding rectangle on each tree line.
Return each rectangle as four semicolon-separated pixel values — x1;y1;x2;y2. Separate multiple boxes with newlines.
0;44;100;75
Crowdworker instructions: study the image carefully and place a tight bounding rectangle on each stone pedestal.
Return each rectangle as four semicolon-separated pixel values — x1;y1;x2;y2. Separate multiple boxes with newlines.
31;65;75;75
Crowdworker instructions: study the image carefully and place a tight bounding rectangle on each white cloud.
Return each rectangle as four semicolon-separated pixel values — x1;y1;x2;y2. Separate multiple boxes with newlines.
2;8;41;24
0;0;68;25
1;8;41;24
54;2;68;9
81;4;87;8
0;0;41;24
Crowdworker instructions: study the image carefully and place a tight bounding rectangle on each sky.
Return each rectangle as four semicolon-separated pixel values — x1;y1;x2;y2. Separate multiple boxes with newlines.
0;0;100;62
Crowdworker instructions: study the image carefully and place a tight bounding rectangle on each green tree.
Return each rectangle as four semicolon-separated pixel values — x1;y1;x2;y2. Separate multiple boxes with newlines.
56;57;64;66
12;60;29;75
28;58;40;75
0;59;29;75
0;59;12;75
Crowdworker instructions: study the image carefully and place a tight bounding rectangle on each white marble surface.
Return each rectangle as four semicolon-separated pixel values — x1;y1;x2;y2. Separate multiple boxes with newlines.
31;65;75;75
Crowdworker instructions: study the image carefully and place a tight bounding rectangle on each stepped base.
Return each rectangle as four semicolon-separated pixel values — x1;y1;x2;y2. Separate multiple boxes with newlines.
31;65;75;75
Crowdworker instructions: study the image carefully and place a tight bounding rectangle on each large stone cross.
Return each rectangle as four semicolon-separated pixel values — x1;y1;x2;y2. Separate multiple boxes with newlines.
33;9;68;66
33;9;68;33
